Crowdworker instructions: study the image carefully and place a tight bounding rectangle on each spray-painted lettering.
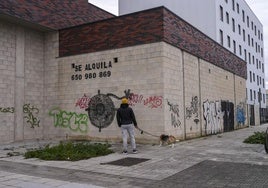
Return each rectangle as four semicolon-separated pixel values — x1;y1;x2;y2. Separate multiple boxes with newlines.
76;94;91;109
49;107;88;133
203;100;224;135
0;107;15;113
167;100;181;128
23;104;40;128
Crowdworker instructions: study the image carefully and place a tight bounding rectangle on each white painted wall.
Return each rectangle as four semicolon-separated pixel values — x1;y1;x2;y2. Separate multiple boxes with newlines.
119;0;266;108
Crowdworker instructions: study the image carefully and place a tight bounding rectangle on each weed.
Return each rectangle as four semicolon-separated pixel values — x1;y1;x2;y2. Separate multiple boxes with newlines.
24;141;114;161
243;131;266;144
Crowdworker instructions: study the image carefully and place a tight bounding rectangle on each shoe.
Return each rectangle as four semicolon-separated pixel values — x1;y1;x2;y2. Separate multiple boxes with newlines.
133;149;138;154
122;150;128;154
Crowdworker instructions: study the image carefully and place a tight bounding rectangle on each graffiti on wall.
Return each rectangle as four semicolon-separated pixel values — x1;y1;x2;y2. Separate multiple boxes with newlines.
167;100;181;128
203;100;223;135
0;107;15;113
23;104;40;128
236;102;246;126
129;93;163;108
49;107;88;133
75;94;91;109
185;96;199;124
86;91;115;132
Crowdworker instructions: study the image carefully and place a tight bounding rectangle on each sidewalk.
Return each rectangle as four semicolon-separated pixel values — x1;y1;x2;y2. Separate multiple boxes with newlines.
0;124;268;188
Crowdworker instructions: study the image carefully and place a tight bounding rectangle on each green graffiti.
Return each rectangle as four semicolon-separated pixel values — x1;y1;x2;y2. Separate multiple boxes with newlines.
48;107;88;133
23;104;40;128
0;107;15;113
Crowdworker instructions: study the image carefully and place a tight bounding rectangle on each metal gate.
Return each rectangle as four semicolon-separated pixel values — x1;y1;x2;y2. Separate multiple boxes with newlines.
221;101;234;132
249;105;255;125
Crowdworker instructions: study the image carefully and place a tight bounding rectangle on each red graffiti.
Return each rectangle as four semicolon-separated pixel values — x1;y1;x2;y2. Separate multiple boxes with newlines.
129;93;143;106
75;94;91;109
143;96;163;108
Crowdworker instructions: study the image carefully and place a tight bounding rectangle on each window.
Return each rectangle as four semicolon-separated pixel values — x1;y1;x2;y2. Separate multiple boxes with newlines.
253;73;255;82
248;52;251;64
244;49;247;61
242;10;245;22
257;75;259;85
232;0;235;10
227;36;231;47
238;24;241;34
262;63;264;73
250;89;252;101
252;55;255;64
220;30;223;45
247;16;249;27
261;33;263;41
251;38;254;47
251;21;253;30
254;25;256;35
258;30;260;39
226;12;229;23
239;45;242;55
248;34;250;46
243;29;245;41
232;18;235;32
236;3;239;13
261;48;263;57
263;78;265;88
233;40;236;54
250;71;252;82
255;42;257;52
254;90;256;100
220;6;223;21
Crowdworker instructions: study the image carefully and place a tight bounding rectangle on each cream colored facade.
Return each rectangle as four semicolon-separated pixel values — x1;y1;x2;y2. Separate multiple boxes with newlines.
0;19;248;144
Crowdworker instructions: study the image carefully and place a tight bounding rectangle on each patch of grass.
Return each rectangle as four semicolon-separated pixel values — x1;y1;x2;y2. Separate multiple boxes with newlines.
243;131;266;144
24;141;114;161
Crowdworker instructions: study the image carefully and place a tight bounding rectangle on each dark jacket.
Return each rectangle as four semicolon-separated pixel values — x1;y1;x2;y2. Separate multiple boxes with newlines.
116;104;137;127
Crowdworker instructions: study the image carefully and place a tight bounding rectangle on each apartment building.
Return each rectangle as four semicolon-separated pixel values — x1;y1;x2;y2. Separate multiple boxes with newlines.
119;0;266;123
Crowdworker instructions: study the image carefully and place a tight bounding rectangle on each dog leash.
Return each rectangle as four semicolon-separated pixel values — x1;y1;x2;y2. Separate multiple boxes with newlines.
135;127;159;138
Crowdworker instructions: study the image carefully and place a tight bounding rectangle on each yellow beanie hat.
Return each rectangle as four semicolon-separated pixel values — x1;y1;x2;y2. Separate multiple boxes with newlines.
121;98;128;104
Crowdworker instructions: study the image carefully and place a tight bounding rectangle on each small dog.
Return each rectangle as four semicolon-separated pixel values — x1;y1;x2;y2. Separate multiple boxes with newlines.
159;134;178;148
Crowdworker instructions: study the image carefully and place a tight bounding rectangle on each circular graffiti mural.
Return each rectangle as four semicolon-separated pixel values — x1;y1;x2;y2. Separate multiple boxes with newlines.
87;93;115;131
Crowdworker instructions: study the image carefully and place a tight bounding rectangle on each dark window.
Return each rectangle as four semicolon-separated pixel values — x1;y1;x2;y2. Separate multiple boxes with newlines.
233;40;236;54
247;16;249;27
232;18;235;32
220;30;223;45
226;12;229;23
236;3;239;13
242;10;245;22
227;36;231;47
220;6;223;21
232;0;235;10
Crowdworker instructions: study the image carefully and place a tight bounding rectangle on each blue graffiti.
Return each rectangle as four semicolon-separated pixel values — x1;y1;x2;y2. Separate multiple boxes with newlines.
237;108;245;125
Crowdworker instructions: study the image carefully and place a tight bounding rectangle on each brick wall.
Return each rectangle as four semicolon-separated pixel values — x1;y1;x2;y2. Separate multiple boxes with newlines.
59;7;246;79
0;0;114;30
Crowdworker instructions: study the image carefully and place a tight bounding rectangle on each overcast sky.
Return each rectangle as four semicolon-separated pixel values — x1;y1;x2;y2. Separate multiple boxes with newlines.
88;0;268;86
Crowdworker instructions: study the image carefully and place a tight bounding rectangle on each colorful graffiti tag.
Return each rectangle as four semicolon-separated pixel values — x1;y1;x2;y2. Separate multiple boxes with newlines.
75;94;91;109
49;107;88;133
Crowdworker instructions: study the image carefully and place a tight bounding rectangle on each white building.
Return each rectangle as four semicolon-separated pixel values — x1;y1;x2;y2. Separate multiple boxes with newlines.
119;0;266;119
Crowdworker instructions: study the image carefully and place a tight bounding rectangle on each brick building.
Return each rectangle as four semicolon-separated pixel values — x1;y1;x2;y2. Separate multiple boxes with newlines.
0;1;247;144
